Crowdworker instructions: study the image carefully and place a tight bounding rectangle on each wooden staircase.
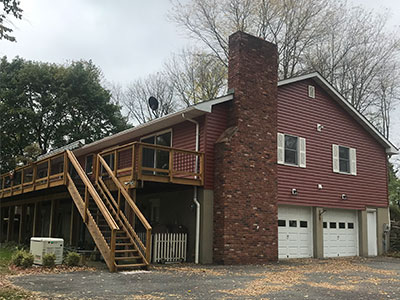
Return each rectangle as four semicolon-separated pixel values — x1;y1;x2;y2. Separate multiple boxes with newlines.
65;150;152;272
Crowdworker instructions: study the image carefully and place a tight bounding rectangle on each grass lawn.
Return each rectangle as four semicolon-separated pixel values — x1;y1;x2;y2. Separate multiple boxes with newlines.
0;246;32;300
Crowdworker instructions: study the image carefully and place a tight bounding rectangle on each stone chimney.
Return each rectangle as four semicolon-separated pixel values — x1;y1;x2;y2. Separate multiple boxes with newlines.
213;31;278;264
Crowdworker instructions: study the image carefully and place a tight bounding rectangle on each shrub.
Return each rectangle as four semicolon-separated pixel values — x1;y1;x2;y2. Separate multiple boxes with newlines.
11;250;25;267
42;253;56;268
11;250;33;268
21;253;34;268
65;252;80;266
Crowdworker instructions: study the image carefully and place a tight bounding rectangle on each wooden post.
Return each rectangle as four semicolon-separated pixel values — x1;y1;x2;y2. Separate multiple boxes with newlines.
169;149;174;182
63;151;68;185
117;190;121;215
18;205;27;244
49;199;58;237
32;164;37;191
6;206;15;242
0;207;5;242
84;186;89;223
110;229;116;272
69;202;79;246
114;150;118;176
21;169;25;193
131;144;136;182
47;158;51;188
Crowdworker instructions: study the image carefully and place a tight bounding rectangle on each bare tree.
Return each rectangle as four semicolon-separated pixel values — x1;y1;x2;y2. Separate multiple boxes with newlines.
165;48;227;106
122;73;178;124
170;0;400;137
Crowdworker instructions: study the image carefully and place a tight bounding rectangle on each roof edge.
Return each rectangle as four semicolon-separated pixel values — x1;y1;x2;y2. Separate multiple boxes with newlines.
279;72;398;155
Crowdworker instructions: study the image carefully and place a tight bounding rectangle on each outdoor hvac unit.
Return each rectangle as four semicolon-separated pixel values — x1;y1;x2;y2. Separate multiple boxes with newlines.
30;237;64;265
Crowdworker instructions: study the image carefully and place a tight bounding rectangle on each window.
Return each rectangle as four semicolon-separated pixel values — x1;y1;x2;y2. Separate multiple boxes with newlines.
103;153;115;171
278;220;286;227
289;220;297;227
85;154;94;174
323;222;327;228
308;85;315;98
300;221;308;228
141;130;172;174
285;135;298;165
348;223;354;229
339;222;346;229
332;144;356;175
339;146;350;173
329;222;337;229
277;133;306;168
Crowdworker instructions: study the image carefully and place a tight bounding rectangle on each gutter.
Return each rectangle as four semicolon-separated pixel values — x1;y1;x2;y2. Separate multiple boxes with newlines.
182;113;200;264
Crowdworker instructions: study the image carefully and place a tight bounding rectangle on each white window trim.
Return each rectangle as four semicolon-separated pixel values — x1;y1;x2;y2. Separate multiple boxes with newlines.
332;144;357;175
277;133;306;168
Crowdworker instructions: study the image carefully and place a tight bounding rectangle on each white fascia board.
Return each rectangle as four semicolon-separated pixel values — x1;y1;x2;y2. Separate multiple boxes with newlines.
279;73;398;155
74;94;234;157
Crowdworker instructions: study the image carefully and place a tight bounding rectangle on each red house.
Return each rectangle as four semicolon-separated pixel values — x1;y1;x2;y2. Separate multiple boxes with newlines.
1;32;397;271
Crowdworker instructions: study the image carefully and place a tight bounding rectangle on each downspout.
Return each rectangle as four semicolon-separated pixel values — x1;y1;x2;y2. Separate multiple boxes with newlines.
182;113;200;264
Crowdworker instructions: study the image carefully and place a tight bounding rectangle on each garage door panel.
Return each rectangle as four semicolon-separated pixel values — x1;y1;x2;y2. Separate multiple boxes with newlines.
278;206;313;259
323;209;358;257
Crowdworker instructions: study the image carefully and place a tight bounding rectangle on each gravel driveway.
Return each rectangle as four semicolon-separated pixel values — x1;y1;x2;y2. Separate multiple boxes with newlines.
10;257;400;299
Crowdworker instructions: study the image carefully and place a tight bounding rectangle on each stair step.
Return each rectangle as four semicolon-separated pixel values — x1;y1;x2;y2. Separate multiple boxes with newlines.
114;256;141;261
115;249;138;253
115;263;147;269
116;243;133;246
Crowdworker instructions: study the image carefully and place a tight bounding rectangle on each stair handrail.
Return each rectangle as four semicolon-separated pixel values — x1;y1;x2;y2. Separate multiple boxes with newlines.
66;150;119;232
97;154;152;263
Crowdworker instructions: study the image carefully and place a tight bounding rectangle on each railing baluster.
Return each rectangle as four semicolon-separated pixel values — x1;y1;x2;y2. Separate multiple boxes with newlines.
110;229;116;271
117;189;121;214
84;186;89;223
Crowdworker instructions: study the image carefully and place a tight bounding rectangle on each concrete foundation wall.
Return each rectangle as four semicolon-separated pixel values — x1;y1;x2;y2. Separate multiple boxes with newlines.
199;189;214;264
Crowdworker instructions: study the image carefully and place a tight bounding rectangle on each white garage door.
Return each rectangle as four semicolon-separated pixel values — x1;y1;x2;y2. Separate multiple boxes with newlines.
278;206;313;259
323;209;358;257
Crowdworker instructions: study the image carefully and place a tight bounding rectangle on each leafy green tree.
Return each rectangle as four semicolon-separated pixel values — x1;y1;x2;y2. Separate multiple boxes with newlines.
389;163;400;221
0;57;129;173
0;0;23;42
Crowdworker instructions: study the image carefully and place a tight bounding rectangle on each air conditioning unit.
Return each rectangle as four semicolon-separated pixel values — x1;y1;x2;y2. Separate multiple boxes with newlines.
30;237;64;265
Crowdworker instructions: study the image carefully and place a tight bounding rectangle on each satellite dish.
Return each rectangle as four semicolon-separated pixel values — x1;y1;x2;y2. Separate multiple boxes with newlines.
148;96;159;110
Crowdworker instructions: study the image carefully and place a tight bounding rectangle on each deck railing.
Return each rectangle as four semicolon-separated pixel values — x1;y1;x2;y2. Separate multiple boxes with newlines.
99;142;204;186
0;142;204;199
0;152;66;199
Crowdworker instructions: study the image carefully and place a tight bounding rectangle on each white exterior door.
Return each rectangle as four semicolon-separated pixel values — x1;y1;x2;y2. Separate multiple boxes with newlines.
278;206;313;259
367;210;378;256
323;209;358;257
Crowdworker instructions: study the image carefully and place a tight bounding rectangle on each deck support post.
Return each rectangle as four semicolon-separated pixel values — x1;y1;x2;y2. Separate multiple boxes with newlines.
32;202;41;237
49;199;58;237
0;207;5;242
69;202;79;246
18;205;27;244
6;206;15;242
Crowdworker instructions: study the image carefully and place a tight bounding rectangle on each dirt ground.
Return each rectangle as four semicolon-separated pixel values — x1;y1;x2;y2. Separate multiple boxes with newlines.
8;256;400;299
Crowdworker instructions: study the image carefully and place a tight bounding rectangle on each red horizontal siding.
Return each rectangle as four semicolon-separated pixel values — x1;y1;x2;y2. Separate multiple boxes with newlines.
204;102;230;189
277;79;388;210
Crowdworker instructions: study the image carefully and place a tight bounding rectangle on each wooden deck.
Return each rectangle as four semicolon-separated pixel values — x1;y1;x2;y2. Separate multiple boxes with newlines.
0;142;204;200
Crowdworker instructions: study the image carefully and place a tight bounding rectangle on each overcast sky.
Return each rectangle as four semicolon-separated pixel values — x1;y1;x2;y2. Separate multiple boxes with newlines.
0;0;399;156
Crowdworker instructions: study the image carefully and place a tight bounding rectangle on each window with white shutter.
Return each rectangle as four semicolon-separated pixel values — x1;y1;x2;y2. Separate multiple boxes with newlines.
332;144;357;175
332;144;339;173
277;133;306;168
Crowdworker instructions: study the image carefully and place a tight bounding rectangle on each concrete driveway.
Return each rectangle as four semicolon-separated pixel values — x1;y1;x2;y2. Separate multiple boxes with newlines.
10;257;400;299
